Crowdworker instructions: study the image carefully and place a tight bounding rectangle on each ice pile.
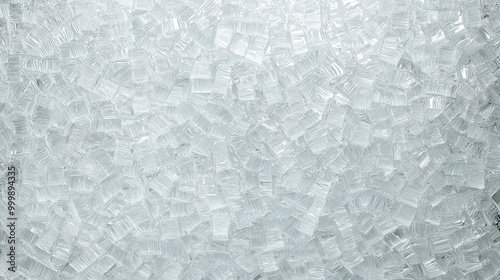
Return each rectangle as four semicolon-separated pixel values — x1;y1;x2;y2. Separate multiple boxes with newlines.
1;0;500;279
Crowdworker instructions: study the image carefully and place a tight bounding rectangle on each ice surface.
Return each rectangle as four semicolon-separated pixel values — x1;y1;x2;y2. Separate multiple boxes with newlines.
3;0;500;278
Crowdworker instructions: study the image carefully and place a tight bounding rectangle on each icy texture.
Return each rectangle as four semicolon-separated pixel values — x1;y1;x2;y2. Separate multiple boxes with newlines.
2;0;500;279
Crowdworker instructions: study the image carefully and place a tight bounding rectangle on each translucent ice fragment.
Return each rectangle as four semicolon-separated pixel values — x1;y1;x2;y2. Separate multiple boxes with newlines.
97;79;119;98
70;248;100;272
356;212;375;235
246;155;269;172
262;84;283;105
67;101;89;121
25;57;61;73
423;80;455;97
341;250;364;273
477;69;496;89
467;158;484;189
391;107;409;126
212;142;231;173
306;29;326;50
228;18;267;35
78;65;99;90
398;184;425;208
52;237;72;262
281;169;300;191
322;59;344;80
389;70;416;89
457;244;482;273
64;40;88;59
392;204;416;227
96;118;122;132
478;102;495;120
214;27;233;48
290;30;307;55
68;175;94;192
426;96;445;110
366;14;389;37
384;229;407;250
298;212;320;236
422;257;445;278
235;253;257;272
166;85;185;107
238;84;255;102
380;37;403;65
425;123;444;147
333;208;353;231
343;0;362;19
161;17;181;33
161;218;180;239
131;53;150;83
309;92;330;115
295;54;320;78
36;227;59;252
207;123;227;139
7;55;21;83
490;188;500;210
443;12;464;34
257;252;278;273
353;68;375;88
265;227;284;250
405;119;424;136
305;2;321;28
256;70;277;86
132;94;151;116
245;36;267;64
149;171;175;197
191;135;214;157
296;149;316;169
424;23;447;45
464;6;481;27
282;118;305;140
394;240;418;265
190;61;211;80
325;104;346;128
191;114;211;134
107;218;134;242
449;227;476;248
320;236;342;260
392;11;410;29
354;122;371;147
307;128;328;154
191;79;213;93
32;105;51;128
439;46;458;65
471;46;495;67
230;34;249;56
478;27;491;41
212;64;231;95
162;263;183;280
431;235;452;253
467;125;489;142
